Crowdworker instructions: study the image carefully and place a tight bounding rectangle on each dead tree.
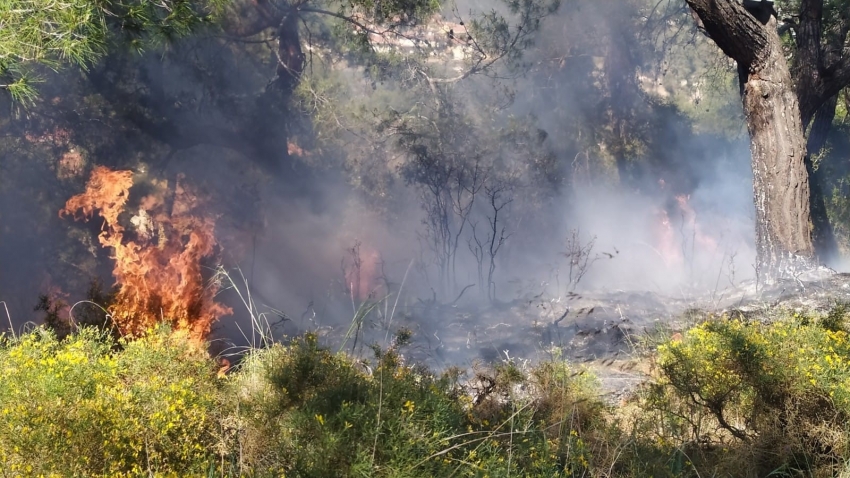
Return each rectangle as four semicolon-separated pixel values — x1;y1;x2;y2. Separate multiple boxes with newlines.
482;183;513;302
406;143;485;297
468;223;486;297
564;229;598;292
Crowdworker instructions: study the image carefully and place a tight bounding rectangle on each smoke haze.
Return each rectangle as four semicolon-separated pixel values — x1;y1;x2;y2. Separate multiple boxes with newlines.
0;0;783;356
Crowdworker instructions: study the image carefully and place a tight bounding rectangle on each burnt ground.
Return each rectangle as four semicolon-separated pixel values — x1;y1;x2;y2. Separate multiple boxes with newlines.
297;269;850;402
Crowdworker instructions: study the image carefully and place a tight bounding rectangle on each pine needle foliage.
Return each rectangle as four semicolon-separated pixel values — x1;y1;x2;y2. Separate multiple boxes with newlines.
0;0;226;102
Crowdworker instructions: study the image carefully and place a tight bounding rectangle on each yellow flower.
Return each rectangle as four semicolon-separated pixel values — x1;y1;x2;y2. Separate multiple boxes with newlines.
403;400;415;413
315;414;324;426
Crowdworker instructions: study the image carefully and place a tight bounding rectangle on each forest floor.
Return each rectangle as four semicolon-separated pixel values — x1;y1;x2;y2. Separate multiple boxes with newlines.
308;269;850;403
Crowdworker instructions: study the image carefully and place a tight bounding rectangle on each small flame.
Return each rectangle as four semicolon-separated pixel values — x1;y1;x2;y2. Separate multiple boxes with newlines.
287;141;307;157
60;166;231;340
654;191;719;269
654;208;681;267
343;242;385;302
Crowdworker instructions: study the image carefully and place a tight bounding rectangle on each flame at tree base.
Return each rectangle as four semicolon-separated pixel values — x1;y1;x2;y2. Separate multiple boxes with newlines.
60;166;231;340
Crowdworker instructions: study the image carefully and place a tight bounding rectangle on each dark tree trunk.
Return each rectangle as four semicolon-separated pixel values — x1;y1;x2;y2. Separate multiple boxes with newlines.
604;11;640;185
692;0;850;268
686;0;815;282
806;95;839;264
274;14;306;94
793;0;838;264
247;13;303;171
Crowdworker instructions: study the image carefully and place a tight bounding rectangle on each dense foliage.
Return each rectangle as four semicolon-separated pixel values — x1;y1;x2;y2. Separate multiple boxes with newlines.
6;1;850;476
0;0;227;102
2;305;850;476
0;326;222;476
650;307;850;476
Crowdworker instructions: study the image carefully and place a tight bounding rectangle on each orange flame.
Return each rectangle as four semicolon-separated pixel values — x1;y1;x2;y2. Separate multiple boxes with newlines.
654;208;681;267
287;141;307;157
654;192;719;268
60;166;231;340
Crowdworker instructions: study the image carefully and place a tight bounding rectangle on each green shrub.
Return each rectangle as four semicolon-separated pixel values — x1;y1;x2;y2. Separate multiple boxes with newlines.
0;326;223;476
227;334;616;477
648;308;850;477
230;334;471;476
0;324;618;477
6;316;796;476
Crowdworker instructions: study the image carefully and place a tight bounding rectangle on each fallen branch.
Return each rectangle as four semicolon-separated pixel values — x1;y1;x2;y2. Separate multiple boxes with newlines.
452;283;476;305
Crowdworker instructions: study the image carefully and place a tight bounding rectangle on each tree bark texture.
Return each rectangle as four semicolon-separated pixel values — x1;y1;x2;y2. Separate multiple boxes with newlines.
792;0;848;263
793;0;850;129
686;0;814;282
806;95;839;263
744;33;814;280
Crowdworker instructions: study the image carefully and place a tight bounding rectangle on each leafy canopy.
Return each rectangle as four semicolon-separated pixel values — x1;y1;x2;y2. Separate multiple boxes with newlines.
0;0;227;103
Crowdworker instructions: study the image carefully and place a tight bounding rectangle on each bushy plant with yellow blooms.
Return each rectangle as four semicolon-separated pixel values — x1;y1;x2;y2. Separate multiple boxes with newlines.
0;325;223;476
649;304;850;477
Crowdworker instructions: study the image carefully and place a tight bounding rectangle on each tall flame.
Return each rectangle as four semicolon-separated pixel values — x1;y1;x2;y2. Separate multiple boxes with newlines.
60;166;231;340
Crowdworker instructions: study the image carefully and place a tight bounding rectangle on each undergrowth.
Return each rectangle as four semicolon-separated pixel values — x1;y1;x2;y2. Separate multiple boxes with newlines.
0;326;221;476
3;304;850;476
645;304;850;477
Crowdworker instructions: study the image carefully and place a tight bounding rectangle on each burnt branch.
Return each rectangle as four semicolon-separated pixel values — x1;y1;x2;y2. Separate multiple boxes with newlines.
484;183;512;302
563;229;596;292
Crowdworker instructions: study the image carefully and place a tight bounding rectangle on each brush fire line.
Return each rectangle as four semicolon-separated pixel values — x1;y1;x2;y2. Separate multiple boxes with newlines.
60;166;231;340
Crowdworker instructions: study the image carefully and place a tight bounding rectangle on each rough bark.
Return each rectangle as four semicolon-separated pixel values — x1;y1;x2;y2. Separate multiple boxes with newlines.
794;0;850;129
806;95;838;264
792;1;848;263
686;0;815;282
794;0;825;126
744;34;815;280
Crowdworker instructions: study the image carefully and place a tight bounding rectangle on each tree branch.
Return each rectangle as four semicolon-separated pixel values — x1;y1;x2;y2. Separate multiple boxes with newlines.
298;7;378;34
777;18;797;37
685;0;770;70
221;0;281;37
820;56;850;106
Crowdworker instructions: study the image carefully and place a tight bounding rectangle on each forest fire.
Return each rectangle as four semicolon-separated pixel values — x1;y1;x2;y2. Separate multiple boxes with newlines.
654;208;681;267
287;141;308;157
343;241;386;302
59;167;231;340
653;189;719;269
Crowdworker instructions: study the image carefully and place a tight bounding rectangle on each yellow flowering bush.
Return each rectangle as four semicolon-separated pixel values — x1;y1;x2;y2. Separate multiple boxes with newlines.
23;308;850;476
230;334;471;476
651;307;850;476
0;326;222;476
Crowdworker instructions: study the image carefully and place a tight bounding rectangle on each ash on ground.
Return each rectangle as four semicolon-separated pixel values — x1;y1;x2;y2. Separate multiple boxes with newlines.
256;269;850;403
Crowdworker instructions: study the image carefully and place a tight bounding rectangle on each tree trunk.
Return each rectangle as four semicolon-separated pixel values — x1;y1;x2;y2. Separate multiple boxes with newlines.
274;14;306;94
605;11;640;186
806;95;839;264
744;34;815;281
686;0;815;282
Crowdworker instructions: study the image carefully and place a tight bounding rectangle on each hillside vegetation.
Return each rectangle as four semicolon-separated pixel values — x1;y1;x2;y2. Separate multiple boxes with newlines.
4;305;850;477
